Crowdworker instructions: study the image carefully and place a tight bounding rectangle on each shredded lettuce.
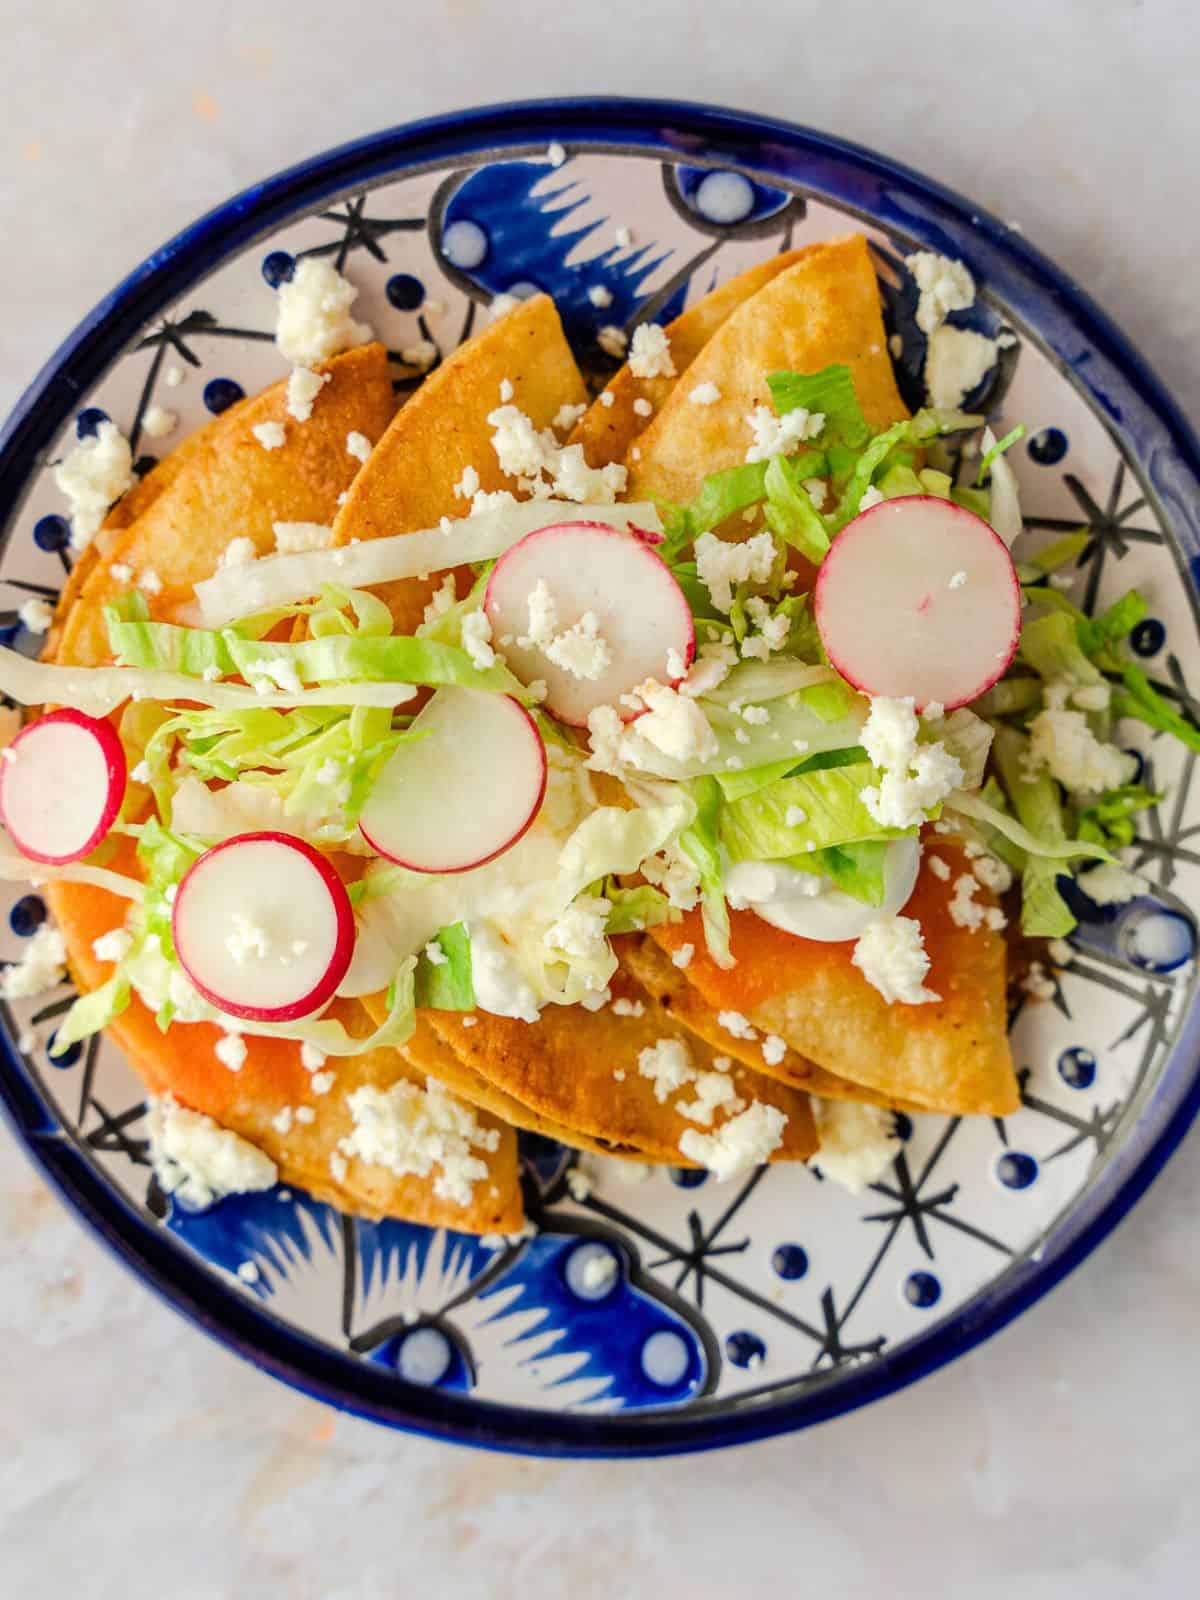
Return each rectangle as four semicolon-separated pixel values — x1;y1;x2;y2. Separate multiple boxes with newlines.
1075;784;1161;851
1078;592;1149;660
762;456;831;564
414;923;475;1009
969;728;1109;936
50;971;132;1054
0;643;420;718
105;605;529;701
766;365;871;446
194;500;665;627
976;424;1026;486
720;762;901;864
678;777;731;969
1019;612;1105;690
773;839;890;906
603;884;673;934
660;463;770;557
1113;665;1200;752
1017;529;1091;581
714;745;869;803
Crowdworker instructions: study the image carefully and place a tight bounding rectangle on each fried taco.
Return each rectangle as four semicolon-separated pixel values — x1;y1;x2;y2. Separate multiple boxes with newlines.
6;230;1169;1237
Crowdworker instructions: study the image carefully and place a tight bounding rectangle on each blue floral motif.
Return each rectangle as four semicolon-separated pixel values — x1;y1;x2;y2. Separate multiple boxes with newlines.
435;160;685;355
474;1230;708;1408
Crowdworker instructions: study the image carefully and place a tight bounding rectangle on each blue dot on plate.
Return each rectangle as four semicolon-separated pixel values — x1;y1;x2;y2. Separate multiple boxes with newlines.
1130;618;1166;658
261;250;295;288
33;514;70;553
385;273;425;311
47;1032;82;1068
1027;427;1068;466
1120;907;1196;974
893;1112;914;1142
394;1326;452;1386
203;378;244;416
9;895;46;937
771;1243;808;1280
75;407;109;440
725;1329;766;1369
563;1240;621;1302
442;218;489;271
904;1271;941;1308
1058;1045;1096;1090
640;1329;691;1388
997;1151;1039;1189
669;1166;708;1189
695;171;757;224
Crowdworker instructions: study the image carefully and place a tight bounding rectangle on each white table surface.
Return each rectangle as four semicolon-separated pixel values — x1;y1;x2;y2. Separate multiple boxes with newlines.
2;3;1198;1594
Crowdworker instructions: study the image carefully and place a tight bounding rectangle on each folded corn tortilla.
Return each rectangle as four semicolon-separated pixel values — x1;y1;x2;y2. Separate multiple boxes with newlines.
625;234;908;506
648;841;1018;1117
568;247;815;469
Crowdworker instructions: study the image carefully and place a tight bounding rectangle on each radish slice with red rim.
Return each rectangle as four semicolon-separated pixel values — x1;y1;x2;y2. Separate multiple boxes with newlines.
359;685;546;873
814;495;1021;712
0;708;127;864
172;831;354;1022
484;520;695;726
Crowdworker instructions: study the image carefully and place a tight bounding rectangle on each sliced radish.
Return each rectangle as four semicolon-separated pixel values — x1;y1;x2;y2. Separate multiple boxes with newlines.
483;521;695;726
0;709;126;864
359;686;546;873
172;831;354;1022
815;496;1021;711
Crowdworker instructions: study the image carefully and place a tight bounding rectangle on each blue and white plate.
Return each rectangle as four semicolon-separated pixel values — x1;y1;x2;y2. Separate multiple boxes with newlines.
2;99;1199;1457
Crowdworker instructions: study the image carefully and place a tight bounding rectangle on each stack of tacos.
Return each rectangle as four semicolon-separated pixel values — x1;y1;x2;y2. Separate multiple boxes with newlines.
31;235;1021;1237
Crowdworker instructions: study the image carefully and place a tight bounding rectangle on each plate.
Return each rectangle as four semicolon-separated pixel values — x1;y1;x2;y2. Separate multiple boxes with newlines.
2;98;1199;1458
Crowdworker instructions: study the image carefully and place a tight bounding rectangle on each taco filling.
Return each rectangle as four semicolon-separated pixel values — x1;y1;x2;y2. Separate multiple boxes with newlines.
2;237;1189;1233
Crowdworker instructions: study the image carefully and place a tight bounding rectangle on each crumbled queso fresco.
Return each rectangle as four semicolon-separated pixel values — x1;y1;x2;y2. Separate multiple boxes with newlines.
337;1079;500;1207
274;257;373;367
54;421;134;551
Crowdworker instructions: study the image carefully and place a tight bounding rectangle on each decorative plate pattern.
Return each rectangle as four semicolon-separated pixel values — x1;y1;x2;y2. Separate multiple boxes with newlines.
1;102;1199;1457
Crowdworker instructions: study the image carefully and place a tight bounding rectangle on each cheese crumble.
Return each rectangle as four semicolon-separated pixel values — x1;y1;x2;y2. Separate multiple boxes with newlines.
148;1094;277;1210
54;421;134;552
273;521;331;554
252;420;286;451
744;404;824;464
338;1079;500;1207
851;916;940;1006
0;924;67;1000
274;258;372;367
18;598;52;634
286;366;330;423
678;1102;786;1181
628;323;676;379
810;1099;899;1192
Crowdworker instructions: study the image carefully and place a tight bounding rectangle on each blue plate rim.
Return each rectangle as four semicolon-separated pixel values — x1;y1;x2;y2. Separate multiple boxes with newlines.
2;95;1199;1458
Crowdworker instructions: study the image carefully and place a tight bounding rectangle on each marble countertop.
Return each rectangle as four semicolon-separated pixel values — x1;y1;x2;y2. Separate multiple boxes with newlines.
2;2;1198;1593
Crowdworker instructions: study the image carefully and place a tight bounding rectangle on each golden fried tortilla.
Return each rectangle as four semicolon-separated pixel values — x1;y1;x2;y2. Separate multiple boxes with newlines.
332;294;588;636
54;342;397;668
649;841;1018;1117
626;235;907;506
618;934;913;1111
568;248;815;469
391;1008;677;1164
424;967;818;1165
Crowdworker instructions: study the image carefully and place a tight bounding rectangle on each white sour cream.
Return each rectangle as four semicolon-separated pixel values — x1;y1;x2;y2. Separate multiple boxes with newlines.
725;837;922;943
